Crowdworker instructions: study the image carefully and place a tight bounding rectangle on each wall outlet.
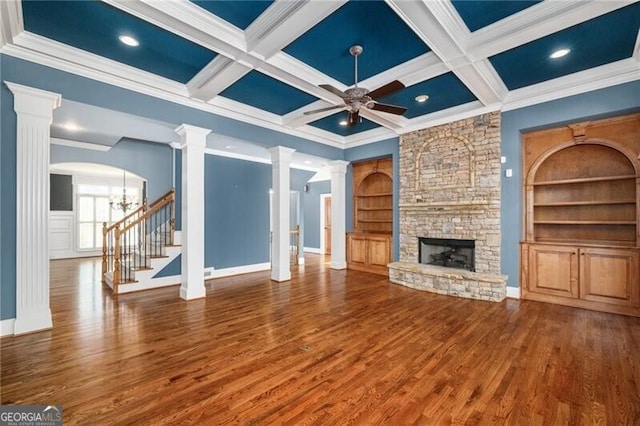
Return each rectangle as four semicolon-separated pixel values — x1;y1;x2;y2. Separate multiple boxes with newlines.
505;169;513;178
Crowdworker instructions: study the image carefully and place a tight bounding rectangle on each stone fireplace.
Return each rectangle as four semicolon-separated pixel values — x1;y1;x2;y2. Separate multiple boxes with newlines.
388;112;507;302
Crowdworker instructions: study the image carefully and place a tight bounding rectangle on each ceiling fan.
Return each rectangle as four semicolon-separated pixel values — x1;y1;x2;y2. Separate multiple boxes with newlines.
304;45;407;126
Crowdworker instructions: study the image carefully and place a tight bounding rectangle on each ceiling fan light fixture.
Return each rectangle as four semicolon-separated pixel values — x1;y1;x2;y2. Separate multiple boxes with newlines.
415;94;429;103
119;34;139;47
550;48;570;59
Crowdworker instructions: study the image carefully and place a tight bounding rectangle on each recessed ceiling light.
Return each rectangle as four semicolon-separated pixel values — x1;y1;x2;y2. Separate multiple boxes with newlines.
550;48;570;59
304;160;312;165
339;120;348;126
415;94;429;103
224;145;235;149
119;35;139;47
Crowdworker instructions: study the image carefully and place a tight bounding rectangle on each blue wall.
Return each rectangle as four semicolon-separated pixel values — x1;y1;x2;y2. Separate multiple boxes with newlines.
501;80;640;288
157;157;314;277
51;139;173;201
344;137;400;261
303;180;331;249
0;54;341;320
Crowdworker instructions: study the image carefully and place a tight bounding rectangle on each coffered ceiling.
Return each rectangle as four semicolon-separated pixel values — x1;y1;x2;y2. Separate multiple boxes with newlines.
1;0;639;148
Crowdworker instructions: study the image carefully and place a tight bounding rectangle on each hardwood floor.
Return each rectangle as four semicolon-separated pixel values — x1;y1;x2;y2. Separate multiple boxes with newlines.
1;255;639;425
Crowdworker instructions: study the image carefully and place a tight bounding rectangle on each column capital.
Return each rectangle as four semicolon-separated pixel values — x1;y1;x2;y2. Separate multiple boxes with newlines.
267;146;296;164
328;160;350;174
175;124;211;148
5;81;61;120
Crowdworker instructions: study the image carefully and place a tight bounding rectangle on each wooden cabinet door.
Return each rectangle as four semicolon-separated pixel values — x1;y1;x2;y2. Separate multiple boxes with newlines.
528;244;579;298
580;248;640;306
367;234;391;274
347;234;368;269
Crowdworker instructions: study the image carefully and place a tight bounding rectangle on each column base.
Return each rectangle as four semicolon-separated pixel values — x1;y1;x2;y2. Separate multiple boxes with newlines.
14;309;52;335
270;270;291;282
330;261;347;270
180;284;206;300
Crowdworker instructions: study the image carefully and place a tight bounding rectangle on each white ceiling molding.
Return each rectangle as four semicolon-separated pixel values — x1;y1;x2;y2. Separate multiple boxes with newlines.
342;126;399;149
187;57;252;101
397;101;501;136
633;28;640;61
246;0;345;59
51;137;112;152
452;60;508;105
503;58;640;111
0;0;23;48
468;1;634;60
13;32;189;97
106;0;248;56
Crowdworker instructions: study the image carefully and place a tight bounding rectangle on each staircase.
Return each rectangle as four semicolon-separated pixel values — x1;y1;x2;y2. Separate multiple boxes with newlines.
102;189;181;294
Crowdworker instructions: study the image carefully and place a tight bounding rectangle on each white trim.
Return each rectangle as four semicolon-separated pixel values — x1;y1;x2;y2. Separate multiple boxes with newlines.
50;137;112;152
207;262;272;279
320;193;331;257
204;147;271;165
506;286;521;299
1;319;16;337
116;276;180;294
298;256;305;265
304;247;322;254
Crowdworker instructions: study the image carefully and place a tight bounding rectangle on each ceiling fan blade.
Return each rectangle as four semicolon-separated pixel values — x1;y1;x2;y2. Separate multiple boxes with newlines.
319;84;347;98
303;105;344;115
348;110;359;127
370;102;407;115
367;80;405;100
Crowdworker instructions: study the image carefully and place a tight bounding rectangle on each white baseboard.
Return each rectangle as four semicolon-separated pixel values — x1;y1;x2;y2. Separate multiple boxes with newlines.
117;276;181;294
304;247;322;254
1;318;16;337
506;286;521;299
208;262;271;279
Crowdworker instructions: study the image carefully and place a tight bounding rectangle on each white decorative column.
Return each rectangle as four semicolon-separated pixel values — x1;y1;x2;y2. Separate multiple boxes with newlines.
329;160;349;269
175;124;210;300
7;82;61;335
268;146;296;282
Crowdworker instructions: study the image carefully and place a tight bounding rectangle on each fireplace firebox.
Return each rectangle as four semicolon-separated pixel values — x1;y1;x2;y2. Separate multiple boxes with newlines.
419;238;475;271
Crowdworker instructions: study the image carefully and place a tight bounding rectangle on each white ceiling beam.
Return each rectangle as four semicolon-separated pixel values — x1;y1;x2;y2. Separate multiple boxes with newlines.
503;58;640;111
468;0;638;60
246;0;345;58
0;0;23;48
105;0;248;60
187;56;252;101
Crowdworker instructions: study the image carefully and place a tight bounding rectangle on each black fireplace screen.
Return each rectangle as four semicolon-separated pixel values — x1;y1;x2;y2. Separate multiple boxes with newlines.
419;237;475;271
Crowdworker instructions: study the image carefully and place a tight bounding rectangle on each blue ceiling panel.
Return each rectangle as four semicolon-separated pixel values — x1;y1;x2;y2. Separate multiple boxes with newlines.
220;71;319;115
308;112;380;137
452;1;542;32
490;3;640;90
377;73;478;119
192;1;273;30
22;0;216;83
283;1;429;86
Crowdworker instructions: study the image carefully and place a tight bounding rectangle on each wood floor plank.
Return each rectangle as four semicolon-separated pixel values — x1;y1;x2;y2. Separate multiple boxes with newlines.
1;255;639;425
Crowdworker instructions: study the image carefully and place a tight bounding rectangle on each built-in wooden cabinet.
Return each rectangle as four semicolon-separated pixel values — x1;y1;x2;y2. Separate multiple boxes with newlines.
347;158;393;275
521;113;640;316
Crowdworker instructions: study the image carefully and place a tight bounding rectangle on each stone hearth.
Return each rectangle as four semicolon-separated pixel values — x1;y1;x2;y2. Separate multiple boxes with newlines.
388;112;507;302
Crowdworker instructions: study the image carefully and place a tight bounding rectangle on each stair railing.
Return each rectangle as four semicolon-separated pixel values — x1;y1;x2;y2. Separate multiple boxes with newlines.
102;188;175;292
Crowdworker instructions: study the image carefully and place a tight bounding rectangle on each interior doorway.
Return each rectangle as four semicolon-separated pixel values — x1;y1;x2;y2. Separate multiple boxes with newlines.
321;194;331;256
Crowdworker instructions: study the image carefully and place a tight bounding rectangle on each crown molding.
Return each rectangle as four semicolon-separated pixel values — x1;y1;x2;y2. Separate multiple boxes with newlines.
634;27;640;61
247;0;344;59
50;137;112;152
187;56;252;101
503;58;640;111
468;1;633;60
0;0;22;48
105;0;247;56
12;32;189;96
399;101;501;135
